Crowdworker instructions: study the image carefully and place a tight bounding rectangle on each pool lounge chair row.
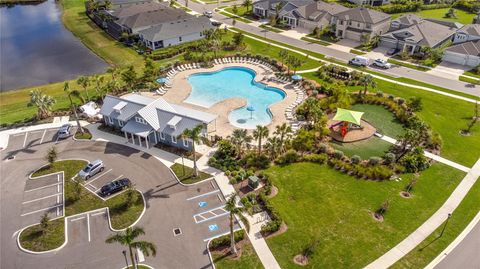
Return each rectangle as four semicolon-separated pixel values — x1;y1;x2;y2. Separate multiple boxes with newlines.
213;57;275;70
285;86;306;121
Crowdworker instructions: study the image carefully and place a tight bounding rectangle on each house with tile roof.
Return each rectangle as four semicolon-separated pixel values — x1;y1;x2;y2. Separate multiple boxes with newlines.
333;7;391;42
100;94;217;150
443;40;480;67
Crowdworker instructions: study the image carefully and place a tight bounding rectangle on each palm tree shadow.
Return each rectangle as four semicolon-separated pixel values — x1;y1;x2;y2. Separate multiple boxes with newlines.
419;235;441;251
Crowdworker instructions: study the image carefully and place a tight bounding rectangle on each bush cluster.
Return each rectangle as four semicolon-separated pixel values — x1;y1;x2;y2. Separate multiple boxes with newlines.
259;192;283;235
209;230;245;249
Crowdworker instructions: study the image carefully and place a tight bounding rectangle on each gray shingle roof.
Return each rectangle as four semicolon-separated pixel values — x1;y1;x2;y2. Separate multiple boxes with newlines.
117;6;193;30
138;16;214;42
335;7;390;24
382;20;456;47
458;24;480;36
394;14;423;26
446;40;480;56
109;2;165;19
294;1;347;20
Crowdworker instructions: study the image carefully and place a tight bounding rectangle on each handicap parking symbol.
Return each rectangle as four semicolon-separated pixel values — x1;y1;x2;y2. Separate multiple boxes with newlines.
198;201;208;208
208;224;219;232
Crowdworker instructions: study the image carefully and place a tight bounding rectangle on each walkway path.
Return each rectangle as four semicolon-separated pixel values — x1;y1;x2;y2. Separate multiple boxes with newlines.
365;158;480;269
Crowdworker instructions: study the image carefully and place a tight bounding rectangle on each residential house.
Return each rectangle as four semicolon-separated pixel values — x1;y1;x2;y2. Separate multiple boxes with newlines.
333;7;391;42
100;94;217;150
453;24;480;44
443;40;480;67
380;18;457;55
346;0;390;6
388;14;423;31
252;0;347;30
139;16;214;49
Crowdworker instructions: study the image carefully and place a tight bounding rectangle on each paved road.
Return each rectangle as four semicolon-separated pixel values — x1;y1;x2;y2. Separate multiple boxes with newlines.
186;1;480;97
435;219;480;269
0;128;233;269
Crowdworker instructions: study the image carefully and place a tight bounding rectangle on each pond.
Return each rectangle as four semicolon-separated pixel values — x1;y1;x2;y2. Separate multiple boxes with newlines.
0;0;108;91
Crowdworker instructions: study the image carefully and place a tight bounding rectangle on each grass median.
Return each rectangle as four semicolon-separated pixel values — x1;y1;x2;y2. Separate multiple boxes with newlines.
170;163;212;184
20;160;144;252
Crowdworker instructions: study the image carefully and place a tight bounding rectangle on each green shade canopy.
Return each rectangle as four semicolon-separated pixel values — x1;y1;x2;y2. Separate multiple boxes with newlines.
332;108;364;125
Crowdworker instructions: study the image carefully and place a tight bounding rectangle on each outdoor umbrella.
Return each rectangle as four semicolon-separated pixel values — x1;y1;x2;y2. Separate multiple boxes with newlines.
156;77;169;84
291;74;303;81
247;105;255;119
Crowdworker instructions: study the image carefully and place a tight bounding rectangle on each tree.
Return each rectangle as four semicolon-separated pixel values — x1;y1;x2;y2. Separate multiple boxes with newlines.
279;49;289;66
64;82;85;134
265;136;281;160
122;65;138;90
104;0;112;9
242;0;252;13
396;128;421;159
359;74;376;96
463;101;479;134
224;194;250;256
105;227;157;269
289;56;302;74
28;90;56;120
273;123;292;153
405;173;419;195
253;125;269;154
143;57;156;83
93;75;105;98
232;4;238;15
375;199;390;219
292;129;315;155
40;213;50;234
107;67;121;93
178;125;204;177
232;32;244;48
45;146;57;166
407;96;423;112
72;179;82;201
76;76;91;101
229;129;252;157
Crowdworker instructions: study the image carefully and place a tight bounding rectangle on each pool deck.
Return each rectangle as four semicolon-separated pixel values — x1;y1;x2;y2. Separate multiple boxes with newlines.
148;63;298;137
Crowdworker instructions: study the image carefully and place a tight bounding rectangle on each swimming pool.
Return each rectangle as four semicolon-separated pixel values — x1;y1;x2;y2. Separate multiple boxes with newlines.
185;67;285;129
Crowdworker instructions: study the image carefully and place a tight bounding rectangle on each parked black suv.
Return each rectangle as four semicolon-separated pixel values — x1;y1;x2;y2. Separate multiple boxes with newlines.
100;178;131;196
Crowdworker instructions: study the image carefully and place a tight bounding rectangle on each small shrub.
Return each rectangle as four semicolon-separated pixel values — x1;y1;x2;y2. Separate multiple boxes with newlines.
333;150;344;159
45;146;58;165
383;153;396;165
376;91;384;97
351;155;362;164
303;153;327;164
388;94;395;100
396;98;405;105
210;230;245;249
260;219;282;235
318;143;328;153
368;156;382;166
275;149;300;165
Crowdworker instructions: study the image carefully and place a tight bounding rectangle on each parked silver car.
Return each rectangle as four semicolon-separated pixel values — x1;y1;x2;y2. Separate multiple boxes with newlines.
57;124;72;139
78;160;104;180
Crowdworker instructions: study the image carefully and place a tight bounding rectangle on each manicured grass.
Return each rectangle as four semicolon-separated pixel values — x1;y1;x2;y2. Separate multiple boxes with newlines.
264;162;465;269
463;69;480;79
394;77;480;101
74;129;92;140
391;8;475;25
388;59;430;72
213;242;264;269
330;137;392;159
170;163;213;184
301;36;331;46
459;75;479;84
21;160;144;251
303;72;480;167
351;104;405;138
224;5;250;17
391;177;480;269
350;49;366;55
259;24;283;33
219;11;253;23
19;218;65;251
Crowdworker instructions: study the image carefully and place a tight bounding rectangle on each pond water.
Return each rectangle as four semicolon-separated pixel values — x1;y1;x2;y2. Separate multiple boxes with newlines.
0;0;108;91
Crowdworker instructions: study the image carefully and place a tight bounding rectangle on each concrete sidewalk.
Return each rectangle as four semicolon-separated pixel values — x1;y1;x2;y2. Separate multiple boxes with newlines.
365;158;480;269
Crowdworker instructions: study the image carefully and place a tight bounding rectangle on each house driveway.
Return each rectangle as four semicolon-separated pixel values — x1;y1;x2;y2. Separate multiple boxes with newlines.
328;39;362;53
427;61;472;80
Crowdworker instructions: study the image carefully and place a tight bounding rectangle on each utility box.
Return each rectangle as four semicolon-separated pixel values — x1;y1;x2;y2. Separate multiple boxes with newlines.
248;176;259;189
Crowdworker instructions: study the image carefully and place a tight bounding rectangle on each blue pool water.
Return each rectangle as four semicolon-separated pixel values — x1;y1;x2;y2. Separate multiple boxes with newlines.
185;67;285;129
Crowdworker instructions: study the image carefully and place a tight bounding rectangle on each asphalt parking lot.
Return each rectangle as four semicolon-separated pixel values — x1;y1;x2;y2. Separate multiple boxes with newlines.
81;166;126;199
1;128;234;269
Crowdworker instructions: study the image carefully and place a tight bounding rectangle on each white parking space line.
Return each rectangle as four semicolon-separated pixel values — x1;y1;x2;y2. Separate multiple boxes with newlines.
87;213;91;242
86;169;113;185
22;193;62;204
71;216;85;222
22;132;28;148
21;204;61;216
91;211;105;217
39;129;47;144
186;189;220;201
13;133;24;137
25;182;62;193
193;205;229;224
30;130;44;134
137;248;145;262
87;184;98;190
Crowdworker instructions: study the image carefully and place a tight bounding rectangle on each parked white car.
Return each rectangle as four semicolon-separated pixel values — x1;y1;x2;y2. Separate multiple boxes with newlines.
349;56;369;67
372;59;392;69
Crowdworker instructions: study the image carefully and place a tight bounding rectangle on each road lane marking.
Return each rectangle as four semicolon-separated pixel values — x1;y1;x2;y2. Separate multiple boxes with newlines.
22;193;62;204
22;132;28;148
86;169;113;185
25;182;62;192
87;213;91;242
71;216;85;222
21;204;61;216
39;129;47;144
186;189;220;201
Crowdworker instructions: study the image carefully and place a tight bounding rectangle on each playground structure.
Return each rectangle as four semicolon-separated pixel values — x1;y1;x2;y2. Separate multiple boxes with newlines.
328;108;376;143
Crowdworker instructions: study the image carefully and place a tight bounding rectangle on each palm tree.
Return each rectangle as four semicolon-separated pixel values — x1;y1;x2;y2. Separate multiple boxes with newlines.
178;125;204;177
28;90;56;120
360;74;376;96
253;125;269;155
274;123;292;153
93;75;105;98
104;0;112;9
224;194;250;256
265;136;280;160
122;66;138;91
242;0;252;13
76;76;91;101
105;226;157;269
229;129;252;157
107;67;121;94
64;82;85;134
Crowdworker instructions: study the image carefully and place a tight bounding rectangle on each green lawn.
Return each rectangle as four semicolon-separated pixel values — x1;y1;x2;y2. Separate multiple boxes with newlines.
350;49;366;55
264;162;465;269
170;163;213;184
330;137;392;159
391;8;475;25
213;242;264;269
224;5;250;17
20;160;144;251
392;177;480;268
260;24;284;33
463;69;480;79
351;104;405;138
388;59;430;72
301;36;331;46
459;75;479;84
303;72;480;167
219;11;253;23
